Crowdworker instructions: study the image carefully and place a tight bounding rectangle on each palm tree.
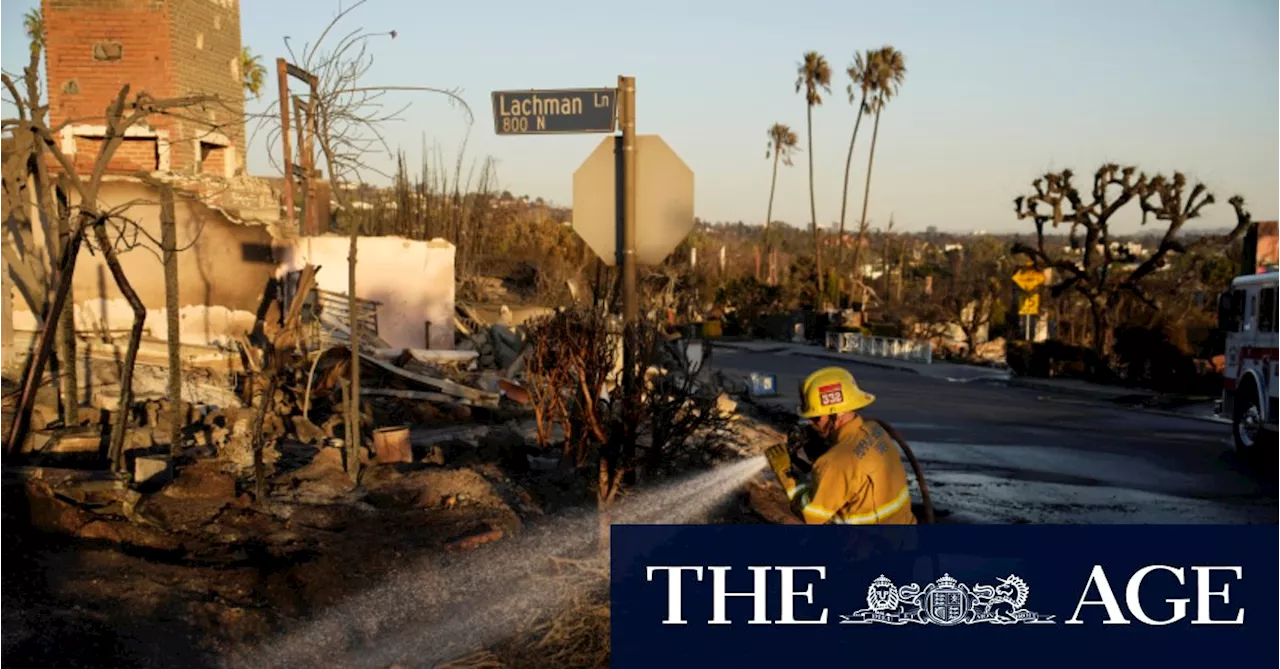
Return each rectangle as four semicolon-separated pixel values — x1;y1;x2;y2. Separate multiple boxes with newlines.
837;50;875;278
241;47;267;99
763;123;799;282
23;9;44;60
850;46;906;306
796;51;832;296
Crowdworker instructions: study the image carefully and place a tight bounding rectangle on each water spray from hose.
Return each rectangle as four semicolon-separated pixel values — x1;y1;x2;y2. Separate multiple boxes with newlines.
235;456;767;669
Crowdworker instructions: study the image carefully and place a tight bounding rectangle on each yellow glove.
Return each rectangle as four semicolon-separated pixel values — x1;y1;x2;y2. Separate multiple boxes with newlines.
765;444;796;492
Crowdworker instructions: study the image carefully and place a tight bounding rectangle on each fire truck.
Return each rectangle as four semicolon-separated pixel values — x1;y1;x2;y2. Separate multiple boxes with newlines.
1216;270;1279;457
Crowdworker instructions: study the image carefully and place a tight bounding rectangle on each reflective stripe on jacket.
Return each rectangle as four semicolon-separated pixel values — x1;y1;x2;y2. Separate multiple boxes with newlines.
789;417;917;525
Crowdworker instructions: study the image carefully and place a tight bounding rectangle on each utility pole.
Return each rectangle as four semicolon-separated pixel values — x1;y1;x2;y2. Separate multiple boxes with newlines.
619;75;638;483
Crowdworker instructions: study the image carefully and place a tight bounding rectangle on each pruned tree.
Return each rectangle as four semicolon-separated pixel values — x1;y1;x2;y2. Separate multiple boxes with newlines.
1012;164;1252;357
262;0;473;482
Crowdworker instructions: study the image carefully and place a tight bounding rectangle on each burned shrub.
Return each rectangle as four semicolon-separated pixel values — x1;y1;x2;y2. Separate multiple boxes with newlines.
522;306;736;505
715;276;784;337
1113;326;1205;394
522;306;616;467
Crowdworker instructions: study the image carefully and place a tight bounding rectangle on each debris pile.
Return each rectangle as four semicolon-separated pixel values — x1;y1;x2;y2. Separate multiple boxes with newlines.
455;303;530;371
2;258;781;669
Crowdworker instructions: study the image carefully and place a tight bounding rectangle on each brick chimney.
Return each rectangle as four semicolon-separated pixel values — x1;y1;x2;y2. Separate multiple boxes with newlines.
43;0;246;177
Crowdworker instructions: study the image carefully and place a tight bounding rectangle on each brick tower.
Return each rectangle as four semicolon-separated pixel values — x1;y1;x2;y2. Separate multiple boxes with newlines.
42;0;246;177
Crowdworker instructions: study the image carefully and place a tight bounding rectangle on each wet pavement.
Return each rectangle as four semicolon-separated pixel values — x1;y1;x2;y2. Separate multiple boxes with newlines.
710;346;1277;525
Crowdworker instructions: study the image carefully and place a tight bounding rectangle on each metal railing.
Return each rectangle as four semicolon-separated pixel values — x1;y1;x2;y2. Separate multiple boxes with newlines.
825;331;933;365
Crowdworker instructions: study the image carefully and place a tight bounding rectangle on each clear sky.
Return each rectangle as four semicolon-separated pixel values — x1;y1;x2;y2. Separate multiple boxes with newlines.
3;0;1276;233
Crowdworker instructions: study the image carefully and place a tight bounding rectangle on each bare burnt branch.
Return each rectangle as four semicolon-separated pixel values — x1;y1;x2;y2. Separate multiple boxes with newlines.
1014;161;1254;356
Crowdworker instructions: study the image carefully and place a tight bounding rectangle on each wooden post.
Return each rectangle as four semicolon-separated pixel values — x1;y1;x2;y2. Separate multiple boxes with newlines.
276;58;295;228
160;185;183;452
305;75;321;235
292;95;309;234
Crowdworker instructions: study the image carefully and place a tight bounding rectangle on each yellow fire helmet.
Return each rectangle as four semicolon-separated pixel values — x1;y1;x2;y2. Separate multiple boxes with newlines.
798;366;875;419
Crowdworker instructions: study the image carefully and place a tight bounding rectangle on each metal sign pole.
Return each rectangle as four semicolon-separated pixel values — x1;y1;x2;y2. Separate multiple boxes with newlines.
619;75;638;481
621;75;637;325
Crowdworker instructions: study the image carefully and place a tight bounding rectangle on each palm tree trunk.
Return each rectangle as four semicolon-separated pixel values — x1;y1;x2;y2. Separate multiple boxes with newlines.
806;105;823;297
763;149;781;282
837;102;865;275
850;109;882;308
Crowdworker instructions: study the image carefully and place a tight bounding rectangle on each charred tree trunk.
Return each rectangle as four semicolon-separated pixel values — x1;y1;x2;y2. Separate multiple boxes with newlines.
1089;298;1111;359
4;228;84;456
92;218;147;473
346;221;361;483
251;371;279;500
160;186;183;452
597;443;623;552
597;456;612;551
50;181;78;425
24;63;79;425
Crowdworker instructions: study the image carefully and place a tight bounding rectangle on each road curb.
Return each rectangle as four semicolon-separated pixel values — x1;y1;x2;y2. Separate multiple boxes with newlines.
1006;377;1147;402
1033;395;1230;425
790;350;923;374
1134;408;1230;425
1007;377;1215;406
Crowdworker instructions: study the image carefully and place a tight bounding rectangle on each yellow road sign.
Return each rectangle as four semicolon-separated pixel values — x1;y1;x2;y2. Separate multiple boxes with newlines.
1019;293;1041;316
1012;268;1046;292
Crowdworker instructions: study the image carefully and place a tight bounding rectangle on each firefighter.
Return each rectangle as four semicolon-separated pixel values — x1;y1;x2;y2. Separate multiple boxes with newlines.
765;367;917;525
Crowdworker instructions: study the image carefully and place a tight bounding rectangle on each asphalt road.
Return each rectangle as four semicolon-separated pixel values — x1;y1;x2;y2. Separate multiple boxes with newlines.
710;347;1278;525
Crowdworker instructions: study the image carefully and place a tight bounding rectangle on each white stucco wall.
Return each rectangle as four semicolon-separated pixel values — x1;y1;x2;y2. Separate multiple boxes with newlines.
8;179;277;349
10;300;259;349
279;235;456;350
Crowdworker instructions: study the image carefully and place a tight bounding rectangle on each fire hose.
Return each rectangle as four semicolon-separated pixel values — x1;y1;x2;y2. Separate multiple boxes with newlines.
869;418;935;525
785;417;935;524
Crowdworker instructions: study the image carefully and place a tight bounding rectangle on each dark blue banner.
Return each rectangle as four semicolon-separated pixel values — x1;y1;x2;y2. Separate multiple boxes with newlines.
610;525;1278;668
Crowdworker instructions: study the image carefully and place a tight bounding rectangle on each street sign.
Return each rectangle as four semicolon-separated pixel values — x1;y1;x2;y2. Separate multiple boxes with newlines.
1012;268;1046;292
1019;293;1041;316
491;88;617;135
572;135;694;266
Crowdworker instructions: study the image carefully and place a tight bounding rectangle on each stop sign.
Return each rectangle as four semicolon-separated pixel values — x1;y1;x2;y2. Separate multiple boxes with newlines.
572;135;695;266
